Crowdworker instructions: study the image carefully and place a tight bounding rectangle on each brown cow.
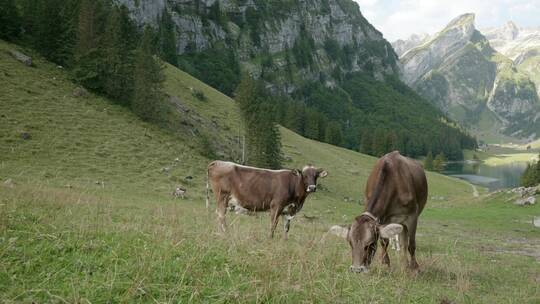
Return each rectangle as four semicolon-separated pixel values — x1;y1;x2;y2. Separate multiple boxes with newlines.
206;161;328;238
332;151;427;273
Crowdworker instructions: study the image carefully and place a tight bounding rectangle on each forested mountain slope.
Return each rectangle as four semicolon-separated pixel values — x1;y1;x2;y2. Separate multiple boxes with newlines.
112;0;476;159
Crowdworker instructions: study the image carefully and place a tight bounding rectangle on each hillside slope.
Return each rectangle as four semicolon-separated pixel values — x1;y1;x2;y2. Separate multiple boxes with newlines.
1;40;539;303
0;39;473;202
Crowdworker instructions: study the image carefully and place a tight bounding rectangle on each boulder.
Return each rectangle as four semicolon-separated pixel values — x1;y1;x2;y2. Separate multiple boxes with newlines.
507;186;538;197
20;132;31;140
514;196;536;206
533;217;540;228
73;87;89;98
9;50;32;66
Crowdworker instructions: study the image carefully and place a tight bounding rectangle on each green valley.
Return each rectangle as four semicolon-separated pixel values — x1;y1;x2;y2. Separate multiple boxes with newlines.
1;39;539;303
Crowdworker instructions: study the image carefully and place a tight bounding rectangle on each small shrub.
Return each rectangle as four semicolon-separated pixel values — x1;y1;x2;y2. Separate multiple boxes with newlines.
192;89;207;101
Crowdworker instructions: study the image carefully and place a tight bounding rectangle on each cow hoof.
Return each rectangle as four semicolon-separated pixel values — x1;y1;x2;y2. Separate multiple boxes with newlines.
408;266;420;275
349;265;369;273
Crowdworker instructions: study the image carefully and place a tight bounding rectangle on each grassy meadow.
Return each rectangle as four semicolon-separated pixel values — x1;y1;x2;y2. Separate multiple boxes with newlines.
1;40;539;303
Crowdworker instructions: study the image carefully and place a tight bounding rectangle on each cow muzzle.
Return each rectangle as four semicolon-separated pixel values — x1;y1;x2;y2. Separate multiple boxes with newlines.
349;265;369;273
307;185;317;192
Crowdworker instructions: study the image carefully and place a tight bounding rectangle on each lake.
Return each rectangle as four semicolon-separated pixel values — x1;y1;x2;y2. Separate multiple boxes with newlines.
442;161;528;191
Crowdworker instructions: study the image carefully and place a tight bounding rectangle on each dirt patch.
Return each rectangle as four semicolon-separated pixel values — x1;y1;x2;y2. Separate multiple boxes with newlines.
480;238;540;262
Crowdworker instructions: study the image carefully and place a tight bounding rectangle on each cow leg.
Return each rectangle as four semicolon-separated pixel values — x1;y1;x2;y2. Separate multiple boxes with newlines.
269;206;283;238
380;237;390;267
216;193;229;232
282;215;294;240
407;221;419;270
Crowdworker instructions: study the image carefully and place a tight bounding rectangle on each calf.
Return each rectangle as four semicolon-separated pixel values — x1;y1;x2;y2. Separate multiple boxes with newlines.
172;187;186;199
206;161;327;238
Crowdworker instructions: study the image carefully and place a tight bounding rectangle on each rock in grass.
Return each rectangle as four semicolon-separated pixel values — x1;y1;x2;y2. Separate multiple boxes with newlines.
3;179;14;188
20;132;31;140
73;86;89;98
507;186;538;197
514;196;536;206
534;217;540;228
9;50;32;66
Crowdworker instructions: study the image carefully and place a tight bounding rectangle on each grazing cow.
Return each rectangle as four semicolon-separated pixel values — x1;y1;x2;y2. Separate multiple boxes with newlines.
332;151;427;273
206;161;328;238
172;187;186;199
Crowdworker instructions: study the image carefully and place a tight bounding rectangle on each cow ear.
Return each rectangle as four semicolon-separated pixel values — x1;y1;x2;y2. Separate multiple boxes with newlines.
292;169;301;176
378;223;403;239
318;170;328;178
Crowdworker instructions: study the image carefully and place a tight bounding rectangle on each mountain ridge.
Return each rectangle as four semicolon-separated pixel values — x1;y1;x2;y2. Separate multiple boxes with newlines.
393;13;540;142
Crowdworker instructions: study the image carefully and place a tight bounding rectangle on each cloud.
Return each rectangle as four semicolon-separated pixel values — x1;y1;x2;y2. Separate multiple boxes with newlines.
353;0;540;41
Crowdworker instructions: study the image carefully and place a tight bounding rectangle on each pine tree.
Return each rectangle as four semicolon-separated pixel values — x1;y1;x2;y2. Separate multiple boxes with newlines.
235;74;282;168
360;130;373;155
0;0;21;40
386;131;399;152
73;0;105;90
305;109;322;140
132;26;165;122
256;103;282;169
325;122;343;146
23;0;78;65
284;102;306;135
521;163;533;187
424;151;434;171
433;153;446;172
158;8;178;66
536;154;540;184
522;154;540;187
102;5;136;104
371;128;387;157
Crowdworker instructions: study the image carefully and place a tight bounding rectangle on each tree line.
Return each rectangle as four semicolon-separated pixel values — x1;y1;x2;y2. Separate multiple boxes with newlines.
0;0;182;124
521;154;540;187
273;74;477;161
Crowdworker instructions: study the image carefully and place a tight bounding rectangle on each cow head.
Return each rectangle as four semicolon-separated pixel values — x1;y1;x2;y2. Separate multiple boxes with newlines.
331;215;402;273
294;166;328;193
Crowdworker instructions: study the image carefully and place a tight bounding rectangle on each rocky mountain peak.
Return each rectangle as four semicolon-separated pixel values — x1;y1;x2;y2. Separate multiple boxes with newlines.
445;13;475;30
400;13;477;85
396;14;540;140
503;21;520;40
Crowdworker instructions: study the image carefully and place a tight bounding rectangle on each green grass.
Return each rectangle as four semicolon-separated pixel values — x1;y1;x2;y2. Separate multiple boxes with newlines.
1;40;539;303
483;153;538;166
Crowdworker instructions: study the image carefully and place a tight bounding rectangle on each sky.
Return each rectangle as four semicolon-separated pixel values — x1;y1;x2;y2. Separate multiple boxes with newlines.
353;0;540;41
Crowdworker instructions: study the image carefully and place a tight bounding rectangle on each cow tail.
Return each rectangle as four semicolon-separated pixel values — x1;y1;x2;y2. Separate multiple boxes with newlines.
367;159;389;212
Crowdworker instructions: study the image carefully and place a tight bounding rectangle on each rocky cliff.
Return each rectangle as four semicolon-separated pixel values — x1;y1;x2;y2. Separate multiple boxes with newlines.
395;14;540;140
483;22;540;98
115;0;399;91
392;33;429;57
